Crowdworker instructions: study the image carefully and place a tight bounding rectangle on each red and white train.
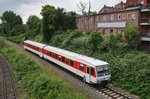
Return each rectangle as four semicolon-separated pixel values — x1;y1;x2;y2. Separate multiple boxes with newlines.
23;40;111;84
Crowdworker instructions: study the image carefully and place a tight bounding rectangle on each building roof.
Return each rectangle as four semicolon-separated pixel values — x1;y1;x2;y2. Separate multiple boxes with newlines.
99;5;116;14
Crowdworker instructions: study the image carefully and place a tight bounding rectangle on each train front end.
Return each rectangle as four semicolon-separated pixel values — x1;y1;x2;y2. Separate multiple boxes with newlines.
95;64;111;85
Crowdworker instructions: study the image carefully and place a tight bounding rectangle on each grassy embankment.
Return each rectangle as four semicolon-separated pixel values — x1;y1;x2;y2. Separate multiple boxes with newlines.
0;37;88;99
7;30;150;99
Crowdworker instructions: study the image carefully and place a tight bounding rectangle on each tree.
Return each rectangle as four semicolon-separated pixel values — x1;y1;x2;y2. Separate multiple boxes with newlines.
124;26;141;48
10;25;25;36
41;5;77;42
77;0;92;33
77;1;87;15
41;5;57;42
88;32;103;52
64;11;77;30
26;15;41;39
1;11;23;36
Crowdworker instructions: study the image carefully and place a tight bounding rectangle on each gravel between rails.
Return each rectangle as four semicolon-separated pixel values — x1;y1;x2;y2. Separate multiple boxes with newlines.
5;40;139;99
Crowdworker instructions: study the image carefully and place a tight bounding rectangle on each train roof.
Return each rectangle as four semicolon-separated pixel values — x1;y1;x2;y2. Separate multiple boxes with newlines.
44;45;108;67
24;40;46;48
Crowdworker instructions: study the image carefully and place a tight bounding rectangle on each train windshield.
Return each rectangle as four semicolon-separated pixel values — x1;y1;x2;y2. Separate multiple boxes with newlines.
96;65;110;77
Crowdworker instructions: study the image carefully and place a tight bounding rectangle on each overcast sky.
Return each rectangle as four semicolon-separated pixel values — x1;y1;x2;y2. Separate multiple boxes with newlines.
0;0;126;23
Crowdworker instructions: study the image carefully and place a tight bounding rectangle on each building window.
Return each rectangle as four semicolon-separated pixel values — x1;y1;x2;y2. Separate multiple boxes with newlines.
110;29;113;33
118;14;121;20
79;64;84;71
122;13;126;20
111;14;114;21
127;13;130;19
103;15;106;21
132;12;136;19
102;29;105;35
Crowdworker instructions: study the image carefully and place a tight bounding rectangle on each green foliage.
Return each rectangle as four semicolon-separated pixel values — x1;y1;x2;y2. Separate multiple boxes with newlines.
124;26;141;48
1;10;24;36
41;5;56;42
0;38;88;99
7;34;25;44
41;5;77;42
87;32;103;52
101;34;120;51
10;25;25;36
25;15;41;39
61;29;83;48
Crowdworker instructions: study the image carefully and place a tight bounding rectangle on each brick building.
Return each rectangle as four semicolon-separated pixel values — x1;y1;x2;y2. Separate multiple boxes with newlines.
76;0;150;52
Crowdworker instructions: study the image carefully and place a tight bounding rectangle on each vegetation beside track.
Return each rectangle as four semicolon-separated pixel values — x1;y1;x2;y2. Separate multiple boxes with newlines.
0;37;88;99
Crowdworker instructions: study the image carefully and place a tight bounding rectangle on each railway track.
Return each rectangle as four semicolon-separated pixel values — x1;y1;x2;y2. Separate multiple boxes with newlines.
94;85;131;99
6;40;138;99
0;54;17;99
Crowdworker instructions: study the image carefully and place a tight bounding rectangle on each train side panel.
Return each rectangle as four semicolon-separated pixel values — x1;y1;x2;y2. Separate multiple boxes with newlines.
24;45;43;57
43;54;86;78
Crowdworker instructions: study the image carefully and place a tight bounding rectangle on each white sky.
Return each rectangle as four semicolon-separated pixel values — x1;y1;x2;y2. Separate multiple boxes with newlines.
0;0;126;24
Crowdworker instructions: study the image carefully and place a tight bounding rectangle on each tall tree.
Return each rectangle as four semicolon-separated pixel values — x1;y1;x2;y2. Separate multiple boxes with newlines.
41;5;57;42
1;11;23;36
26;15;41;39
77;1;87;15
64;11;77;30
41;5;77;41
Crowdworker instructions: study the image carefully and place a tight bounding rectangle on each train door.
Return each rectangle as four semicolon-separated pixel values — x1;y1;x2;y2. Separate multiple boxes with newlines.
86;66;90;83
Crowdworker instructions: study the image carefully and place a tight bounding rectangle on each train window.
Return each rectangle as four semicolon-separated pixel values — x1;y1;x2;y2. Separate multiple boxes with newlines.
70;60;74;67
62;56;65;62
47;51;49;55
87;67;90;74
52;53;55;58
79;64;84;71
91;68;95;76
55;54;58;59
66;59;70;65
58;56;61;61
49;52;51;56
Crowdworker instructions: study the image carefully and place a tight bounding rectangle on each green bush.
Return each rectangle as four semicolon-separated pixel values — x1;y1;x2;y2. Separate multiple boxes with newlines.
124;26;141;48
7;34;25;44
87;32;103;52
